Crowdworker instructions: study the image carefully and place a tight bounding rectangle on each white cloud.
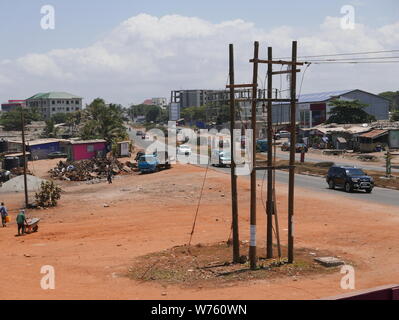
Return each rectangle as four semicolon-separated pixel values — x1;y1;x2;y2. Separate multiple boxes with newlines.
0;13;398;106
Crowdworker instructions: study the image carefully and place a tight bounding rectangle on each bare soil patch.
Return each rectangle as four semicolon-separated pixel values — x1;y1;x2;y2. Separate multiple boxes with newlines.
128;242;339;288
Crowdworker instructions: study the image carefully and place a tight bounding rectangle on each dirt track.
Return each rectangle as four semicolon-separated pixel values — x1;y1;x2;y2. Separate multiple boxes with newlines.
0;159;398;300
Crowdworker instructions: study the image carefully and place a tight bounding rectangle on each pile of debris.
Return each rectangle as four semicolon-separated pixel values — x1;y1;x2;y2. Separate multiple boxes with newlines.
49;158;136;181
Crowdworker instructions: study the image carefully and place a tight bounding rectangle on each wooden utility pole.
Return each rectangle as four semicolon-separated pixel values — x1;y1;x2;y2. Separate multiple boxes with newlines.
249;41;259;269
20;110;29;208
266;46;274;259
229;43;240;263
288;41;298;263
228;40;302;265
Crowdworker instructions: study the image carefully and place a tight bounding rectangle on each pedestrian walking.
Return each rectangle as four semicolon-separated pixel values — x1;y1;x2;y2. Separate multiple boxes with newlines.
0;202;8;227
107;166;113;184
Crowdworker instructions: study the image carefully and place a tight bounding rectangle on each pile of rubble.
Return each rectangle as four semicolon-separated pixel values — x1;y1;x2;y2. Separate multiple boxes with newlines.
49;158;136;181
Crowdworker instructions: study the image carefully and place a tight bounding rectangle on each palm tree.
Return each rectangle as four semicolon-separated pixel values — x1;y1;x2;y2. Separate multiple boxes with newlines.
80;99;128;143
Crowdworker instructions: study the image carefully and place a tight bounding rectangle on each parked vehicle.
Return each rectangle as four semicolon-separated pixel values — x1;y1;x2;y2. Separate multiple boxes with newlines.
326;166;374;193
154;151;172;170
211;150;231;167
278;130;290;139
177;144;192;156
136;130;144;136
138;154;159;173
137;152;171;173
0;169;11;182
280;142;308;153
48;151;68;159
256;139;268;152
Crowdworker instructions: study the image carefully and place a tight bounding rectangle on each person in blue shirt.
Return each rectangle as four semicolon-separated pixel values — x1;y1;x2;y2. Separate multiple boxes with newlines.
0;202;8;227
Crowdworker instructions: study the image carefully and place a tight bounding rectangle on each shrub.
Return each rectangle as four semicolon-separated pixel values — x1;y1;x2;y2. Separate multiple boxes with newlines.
35;181;62;207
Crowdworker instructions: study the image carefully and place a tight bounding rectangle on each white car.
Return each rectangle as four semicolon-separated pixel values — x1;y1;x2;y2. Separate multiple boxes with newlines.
177;145;192;155
278;130;290;139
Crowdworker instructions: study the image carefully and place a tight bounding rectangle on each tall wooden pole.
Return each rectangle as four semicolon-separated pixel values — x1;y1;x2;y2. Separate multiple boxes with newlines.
229;44;240;263
266;46;274;259
20;110;29;208
249;41;259;270
288;41;298;263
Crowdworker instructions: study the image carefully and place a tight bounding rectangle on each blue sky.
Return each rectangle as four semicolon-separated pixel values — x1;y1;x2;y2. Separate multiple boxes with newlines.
1;0;398;60
0;1;398;105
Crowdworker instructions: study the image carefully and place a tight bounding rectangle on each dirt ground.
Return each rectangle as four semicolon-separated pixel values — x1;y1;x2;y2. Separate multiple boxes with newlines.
0;158;398;300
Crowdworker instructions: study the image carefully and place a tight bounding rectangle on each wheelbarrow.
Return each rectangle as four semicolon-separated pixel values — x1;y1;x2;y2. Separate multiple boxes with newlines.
25;217;40;234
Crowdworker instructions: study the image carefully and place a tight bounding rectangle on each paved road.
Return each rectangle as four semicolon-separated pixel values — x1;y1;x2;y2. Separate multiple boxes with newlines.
268;151;399;173
128;127;399;208
211;165;399;208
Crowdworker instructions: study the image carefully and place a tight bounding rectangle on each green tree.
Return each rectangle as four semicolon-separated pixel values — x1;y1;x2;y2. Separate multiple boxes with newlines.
391;110;399;121
181;106;207;123
158;108;169;123
0;106;43;131
326;99;376;124
145;105;161;122
42;119;59;138
80;98;128;143
379;91;399;112
51;113;68;124
128;104;166;123
128;104;148;119
215;105;230;125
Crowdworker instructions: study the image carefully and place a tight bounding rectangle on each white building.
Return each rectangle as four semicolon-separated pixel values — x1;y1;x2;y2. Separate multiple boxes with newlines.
151;97;168;108
26;92;83;119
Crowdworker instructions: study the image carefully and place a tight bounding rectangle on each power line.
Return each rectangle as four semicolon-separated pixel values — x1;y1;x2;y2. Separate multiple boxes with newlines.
277;49;399;59
305;56;399;62
311;60;399;64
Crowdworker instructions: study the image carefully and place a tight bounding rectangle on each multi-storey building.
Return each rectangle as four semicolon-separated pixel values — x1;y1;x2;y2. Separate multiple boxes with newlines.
25;92;83;119
170;90;225;109
1;100;26;112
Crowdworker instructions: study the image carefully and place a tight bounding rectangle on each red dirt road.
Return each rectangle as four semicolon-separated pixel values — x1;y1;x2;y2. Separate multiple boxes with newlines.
0;160;398;299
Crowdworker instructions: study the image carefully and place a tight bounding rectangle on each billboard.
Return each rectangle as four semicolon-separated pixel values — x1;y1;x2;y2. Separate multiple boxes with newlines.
169;102;180;121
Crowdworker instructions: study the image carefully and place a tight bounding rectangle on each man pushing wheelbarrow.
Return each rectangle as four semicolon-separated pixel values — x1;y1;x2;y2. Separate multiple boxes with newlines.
16;210;40;236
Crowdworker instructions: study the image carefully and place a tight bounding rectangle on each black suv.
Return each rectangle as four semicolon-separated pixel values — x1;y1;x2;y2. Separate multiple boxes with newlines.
326;166;374;193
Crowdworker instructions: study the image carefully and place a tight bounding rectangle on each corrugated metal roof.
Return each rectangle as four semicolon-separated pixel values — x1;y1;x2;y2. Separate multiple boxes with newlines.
8;138;65;146
359;129;388;139
310;124;371;134
69;139;106;145
297;90;355;103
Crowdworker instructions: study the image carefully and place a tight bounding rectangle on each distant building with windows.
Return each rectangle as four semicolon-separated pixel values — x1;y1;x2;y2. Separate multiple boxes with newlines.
142;97;168;108
151;97;168;108
170;90;223;109
25;92;83;119
1;100;26;112
273;89;390;128
207;89;390;128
